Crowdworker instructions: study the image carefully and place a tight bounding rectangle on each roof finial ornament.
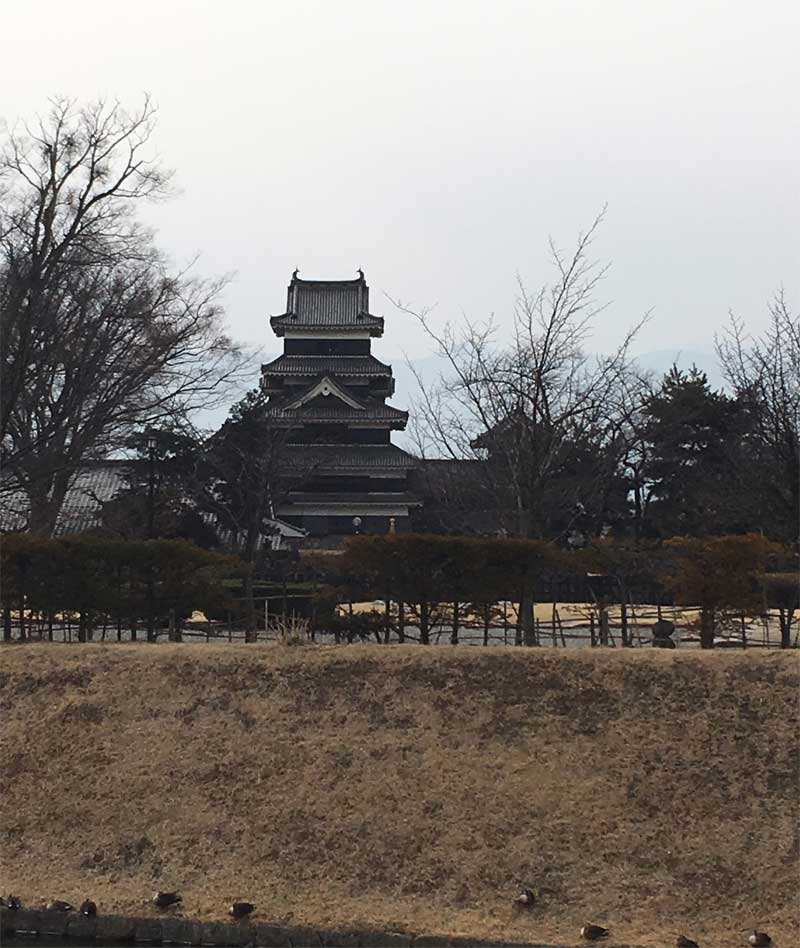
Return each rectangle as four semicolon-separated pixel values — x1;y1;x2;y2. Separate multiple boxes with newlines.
292;267;299;279
357;267;364;279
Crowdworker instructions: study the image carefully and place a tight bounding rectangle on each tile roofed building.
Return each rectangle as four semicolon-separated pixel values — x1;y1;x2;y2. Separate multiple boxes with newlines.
0;462;305;549
270;272;384;336
262;269;419;536
0;464;130;535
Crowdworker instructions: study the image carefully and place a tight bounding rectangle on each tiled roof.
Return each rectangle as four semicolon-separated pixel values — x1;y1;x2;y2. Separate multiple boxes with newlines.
283;444;418;471
270;275;384;336
266;400;409;425
261;355;393;378
0;465;310;545
265;375;407;426
283;492;421;506
0;464;129;534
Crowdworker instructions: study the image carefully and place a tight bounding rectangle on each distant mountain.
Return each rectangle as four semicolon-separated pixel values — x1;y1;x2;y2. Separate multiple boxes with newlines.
389;348;728;412
200;346;727;449
389;347;729;452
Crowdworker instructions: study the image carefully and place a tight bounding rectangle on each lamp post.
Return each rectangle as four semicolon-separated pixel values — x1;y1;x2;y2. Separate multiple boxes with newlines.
146;433;157;642
352;516;362;535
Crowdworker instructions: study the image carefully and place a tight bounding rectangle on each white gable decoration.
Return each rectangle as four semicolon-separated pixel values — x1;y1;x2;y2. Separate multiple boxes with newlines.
285;376;364;411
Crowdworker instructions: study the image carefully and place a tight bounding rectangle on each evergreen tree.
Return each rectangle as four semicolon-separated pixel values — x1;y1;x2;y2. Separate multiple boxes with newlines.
641;366;749;536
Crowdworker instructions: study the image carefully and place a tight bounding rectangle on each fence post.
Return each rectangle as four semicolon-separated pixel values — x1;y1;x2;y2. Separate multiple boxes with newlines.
451;601;459;645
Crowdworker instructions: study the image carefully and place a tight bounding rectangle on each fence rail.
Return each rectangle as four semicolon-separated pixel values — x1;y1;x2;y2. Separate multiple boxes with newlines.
2;601;794;648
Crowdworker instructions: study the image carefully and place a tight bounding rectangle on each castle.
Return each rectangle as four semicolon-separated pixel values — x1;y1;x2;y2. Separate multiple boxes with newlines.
260;271;419;537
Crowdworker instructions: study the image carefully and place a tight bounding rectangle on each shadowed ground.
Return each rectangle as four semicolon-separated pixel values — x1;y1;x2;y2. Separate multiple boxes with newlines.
0;644;797;948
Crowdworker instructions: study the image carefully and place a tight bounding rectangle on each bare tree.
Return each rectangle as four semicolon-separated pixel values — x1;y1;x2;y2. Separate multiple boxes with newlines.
394;211;647;642
716;289;800;543
190;389;324;638
0;96;246;533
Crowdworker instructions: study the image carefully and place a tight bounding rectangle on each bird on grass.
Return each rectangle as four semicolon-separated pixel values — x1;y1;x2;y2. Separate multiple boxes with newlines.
1;896;22;910
676;936;699;948
581;924;610;940
152;892;182;910
79;899;97;916
514;887;535;909
46;900;75;912
748;932;771;948
229;901;255;919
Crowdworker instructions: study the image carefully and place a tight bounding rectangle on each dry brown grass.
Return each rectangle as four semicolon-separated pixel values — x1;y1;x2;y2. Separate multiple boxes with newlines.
1;644;797;948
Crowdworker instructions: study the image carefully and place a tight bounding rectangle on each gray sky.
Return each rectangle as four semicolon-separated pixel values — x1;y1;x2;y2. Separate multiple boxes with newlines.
4;0;798;411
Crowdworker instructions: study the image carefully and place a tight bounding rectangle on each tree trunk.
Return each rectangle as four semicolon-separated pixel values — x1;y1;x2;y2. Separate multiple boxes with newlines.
700;606;715;649
620;601;629;648
778;608;794;648
520;587;536;646
146;556;156;642
633;477;643;542
483;604;490;646
599;604;610;646
25;467;73;536
419;600;430;645
242;533;259;642
3;608;11;641
25;486;60;536
397;601;405;643
450;601;459;645
243;568;257;643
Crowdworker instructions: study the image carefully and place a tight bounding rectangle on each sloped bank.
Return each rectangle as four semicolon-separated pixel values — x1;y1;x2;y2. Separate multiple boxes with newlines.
0;905;591;947
0;644;797;948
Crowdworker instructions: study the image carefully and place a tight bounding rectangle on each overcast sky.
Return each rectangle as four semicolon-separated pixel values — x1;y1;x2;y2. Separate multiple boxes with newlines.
4;0;798;410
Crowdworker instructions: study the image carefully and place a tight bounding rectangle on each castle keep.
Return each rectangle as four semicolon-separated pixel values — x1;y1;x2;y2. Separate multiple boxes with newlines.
260;271;418;537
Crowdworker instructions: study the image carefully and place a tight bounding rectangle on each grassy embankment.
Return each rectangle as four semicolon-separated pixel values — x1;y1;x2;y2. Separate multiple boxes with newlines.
1;644;797;948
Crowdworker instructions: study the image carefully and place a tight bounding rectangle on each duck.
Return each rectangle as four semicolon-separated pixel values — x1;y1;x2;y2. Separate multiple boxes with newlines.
79;899;97;916
676;936;699;948
152;891;182;910
229;901;255;919
514;887;535;908
748;932;771;948
581;924;610;940
46;900;74;912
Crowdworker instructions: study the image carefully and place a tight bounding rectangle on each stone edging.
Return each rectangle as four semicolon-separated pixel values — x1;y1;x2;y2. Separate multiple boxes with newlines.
0;908;572;948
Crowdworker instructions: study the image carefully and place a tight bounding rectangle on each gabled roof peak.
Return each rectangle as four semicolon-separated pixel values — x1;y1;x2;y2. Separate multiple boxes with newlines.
285;376;365;411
